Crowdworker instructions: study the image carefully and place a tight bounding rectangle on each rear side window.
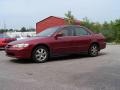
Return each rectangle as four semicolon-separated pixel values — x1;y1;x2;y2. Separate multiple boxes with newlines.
74;27;90;36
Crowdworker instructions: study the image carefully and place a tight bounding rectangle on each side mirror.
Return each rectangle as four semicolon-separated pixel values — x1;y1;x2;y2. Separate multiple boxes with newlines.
55;33;63;39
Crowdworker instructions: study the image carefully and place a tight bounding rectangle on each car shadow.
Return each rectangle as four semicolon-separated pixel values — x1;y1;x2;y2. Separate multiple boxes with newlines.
48;52;107;62
0;49;5;51
9;52;107;64
10;59;34;64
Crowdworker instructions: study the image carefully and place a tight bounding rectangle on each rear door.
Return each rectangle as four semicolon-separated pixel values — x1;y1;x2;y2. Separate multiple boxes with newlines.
72;26;92;52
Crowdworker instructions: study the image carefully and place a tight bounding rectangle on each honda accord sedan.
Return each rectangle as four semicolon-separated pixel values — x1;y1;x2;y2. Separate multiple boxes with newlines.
5;25;106;63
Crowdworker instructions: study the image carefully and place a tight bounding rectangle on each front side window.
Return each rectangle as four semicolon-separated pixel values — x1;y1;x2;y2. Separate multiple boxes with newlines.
59;27;74;36
74;27;90;36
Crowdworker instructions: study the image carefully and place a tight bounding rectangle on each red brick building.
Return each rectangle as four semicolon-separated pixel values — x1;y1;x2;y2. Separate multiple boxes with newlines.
36;16;80;33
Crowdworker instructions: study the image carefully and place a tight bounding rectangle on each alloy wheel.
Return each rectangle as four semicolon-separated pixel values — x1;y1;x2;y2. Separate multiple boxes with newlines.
89;44;99;57
32;46;48;63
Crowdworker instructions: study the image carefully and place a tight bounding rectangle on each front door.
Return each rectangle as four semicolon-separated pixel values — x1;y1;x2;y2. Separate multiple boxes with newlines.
51;27;75;55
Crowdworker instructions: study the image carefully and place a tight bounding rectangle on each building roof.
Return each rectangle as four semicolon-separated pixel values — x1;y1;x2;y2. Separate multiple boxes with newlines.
36;16;65;24
36;16;81;25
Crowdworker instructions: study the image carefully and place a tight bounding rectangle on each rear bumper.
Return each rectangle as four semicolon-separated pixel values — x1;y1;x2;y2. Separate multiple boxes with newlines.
100;42;106;49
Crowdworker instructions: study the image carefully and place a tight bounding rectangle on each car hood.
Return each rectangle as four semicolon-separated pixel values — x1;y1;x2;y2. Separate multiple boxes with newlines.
8;37;47;45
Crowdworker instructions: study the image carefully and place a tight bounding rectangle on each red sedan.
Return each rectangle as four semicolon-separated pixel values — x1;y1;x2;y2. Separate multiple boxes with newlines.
5;25;106;63
0;34;16;49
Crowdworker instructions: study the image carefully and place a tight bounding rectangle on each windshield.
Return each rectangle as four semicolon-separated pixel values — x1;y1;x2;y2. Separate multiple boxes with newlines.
0;34;10;38
36;27;59;37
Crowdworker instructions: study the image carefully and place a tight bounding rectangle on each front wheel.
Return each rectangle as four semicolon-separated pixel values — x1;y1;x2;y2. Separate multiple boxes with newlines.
88;44;99;57
32;46;49;63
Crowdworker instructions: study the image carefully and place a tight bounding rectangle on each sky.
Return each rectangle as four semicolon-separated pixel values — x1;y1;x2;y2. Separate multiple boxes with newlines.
0;0;120;29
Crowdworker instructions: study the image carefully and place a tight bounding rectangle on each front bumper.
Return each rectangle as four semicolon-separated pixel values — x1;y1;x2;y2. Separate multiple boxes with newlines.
0;43;7;48
5;47;32;59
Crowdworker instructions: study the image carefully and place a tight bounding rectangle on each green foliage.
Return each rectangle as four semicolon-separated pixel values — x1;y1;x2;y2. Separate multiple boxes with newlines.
20;27;27;32
80;17;120;43
0;29;8;33
0;28;35;33
64;11;76;25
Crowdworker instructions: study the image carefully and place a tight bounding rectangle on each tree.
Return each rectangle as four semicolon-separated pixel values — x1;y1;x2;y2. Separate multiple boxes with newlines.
81;17;91;28
9;29;14;32
0;29;8;33
0;29;5;33
20;27;27;32
114;19;120;43
64;11;75;25
28;28;35;32
92;22;101;33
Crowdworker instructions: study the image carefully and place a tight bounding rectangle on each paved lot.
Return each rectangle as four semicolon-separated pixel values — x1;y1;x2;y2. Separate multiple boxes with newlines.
0;45;120;90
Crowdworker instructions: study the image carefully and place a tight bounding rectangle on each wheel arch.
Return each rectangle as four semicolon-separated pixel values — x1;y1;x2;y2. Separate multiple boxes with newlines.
89;42;100;51
31;44;51;57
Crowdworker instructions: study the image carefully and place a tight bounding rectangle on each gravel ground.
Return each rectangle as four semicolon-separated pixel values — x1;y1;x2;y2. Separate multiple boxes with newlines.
0;45;120;90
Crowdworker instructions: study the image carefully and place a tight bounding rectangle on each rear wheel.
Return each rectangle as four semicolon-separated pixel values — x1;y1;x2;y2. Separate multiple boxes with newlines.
88;44;99;57
32;46;49;63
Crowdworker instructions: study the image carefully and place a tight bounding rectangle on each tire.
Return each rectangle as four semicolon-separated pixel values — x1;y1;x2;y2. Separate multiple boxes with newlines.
32;46;49;63
88;44;99;57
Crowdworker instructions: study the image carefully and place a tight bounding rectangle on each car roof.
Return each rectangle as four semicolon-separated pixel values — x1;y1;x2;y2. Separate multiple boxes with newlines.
50;25;83;30
57;25;82;28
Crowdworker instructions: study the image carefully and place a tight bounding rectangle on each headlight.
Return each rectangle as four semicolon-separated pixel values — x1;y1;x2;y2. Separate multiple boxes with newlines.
12;43;29;48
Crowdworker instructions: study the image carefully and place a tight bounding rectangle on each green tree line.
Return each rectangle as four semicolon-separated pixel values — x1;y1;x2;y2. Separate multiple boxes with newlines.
0;27;35;33
80;17;120;43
